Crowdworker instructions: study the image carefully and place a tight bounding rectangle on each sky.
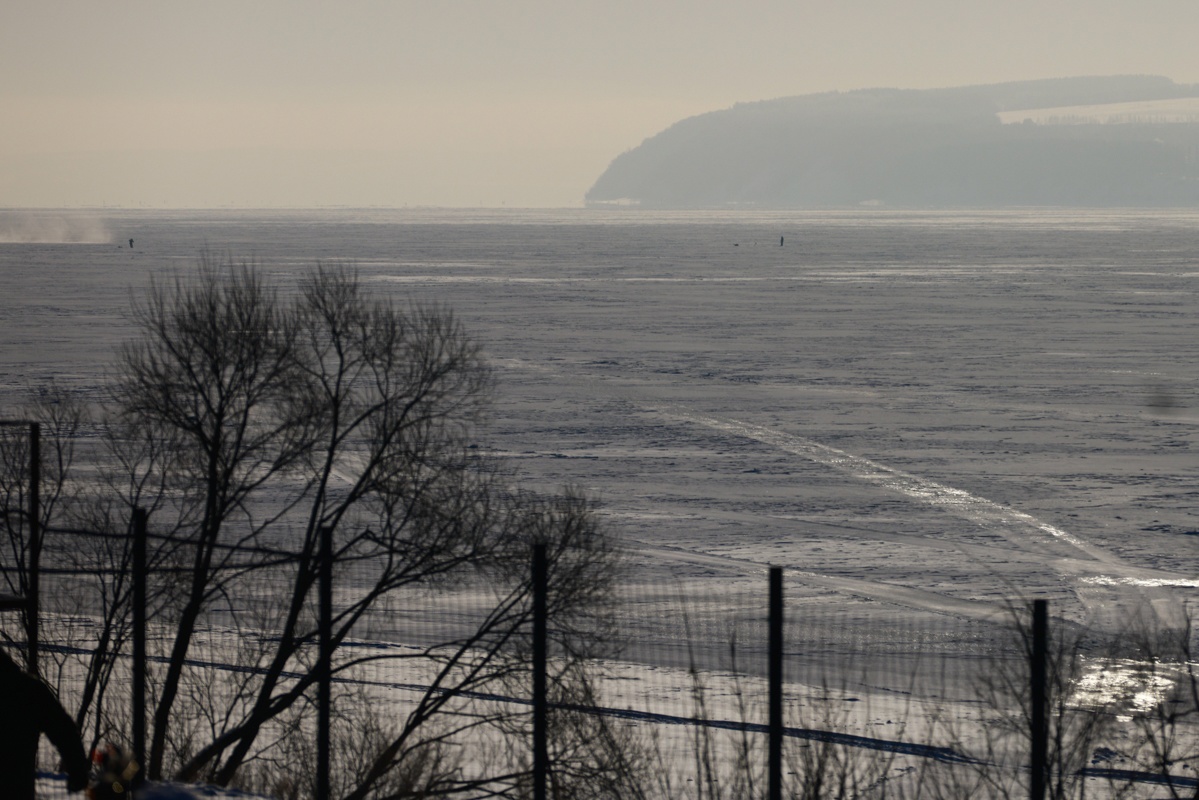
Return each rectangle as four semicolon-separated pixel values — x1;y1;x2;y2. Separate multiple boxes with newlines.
4;1;1199;208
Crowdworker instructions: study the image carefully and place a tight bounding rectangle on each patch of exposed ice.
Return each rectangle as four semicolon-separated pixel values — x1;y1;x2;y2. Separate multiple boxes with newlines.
1081;575;1199;589
1072;658;1186;721
654;409;1109;563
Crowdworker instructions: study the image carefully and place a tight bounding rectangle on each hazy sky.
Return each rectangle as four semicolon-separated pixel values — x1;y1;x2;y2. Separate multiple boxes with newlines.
4;1;1199;208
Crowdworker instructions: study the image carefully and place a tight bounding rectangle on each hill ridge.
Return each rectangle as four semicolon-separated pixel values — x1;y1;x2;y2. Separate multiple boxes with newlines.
586;76;1199;208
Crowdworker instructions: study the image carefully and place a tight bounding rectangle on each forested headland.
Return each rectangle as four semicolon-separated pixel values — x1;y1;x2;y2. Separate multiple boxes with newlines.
586;75;1199;208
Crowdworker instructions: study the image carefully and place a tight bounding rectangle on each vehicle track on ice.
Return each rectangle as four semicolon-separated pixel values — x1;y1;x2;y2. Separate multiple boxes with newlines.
495;359;1194;626
651;407;1113;565
645;406;1194;627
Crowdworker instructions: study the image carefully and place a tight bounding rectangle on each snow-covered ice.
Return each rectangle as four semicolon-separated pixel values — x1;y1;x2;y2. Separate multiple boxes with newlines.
4;207;1198;795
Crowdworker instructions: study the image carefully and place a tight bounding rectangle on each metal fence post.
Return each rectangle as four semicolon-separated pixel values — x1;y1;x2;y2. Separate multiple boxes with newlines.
769;566;784;800
132;507;147;786
0;419;42;674
317;526;332;800
1030;599;1049;800
27;422;40;677
532;543;548;800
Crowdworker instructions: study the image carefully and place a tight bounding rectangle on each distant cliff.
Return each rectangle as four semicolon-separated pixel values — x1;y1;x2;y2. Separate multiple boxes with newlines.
585;76;1199;208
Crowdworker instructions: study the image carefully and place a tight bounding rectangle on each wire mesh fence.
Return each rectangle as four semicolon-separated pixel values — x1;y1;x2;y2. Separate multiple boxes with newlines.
1;375;1198;800
9;510;1199;799
564;559;1008;799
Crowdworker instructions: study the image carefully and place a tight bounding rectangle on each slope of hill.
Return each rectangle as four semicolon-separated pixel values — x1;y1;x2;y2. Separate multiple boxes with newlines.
585;76;1199;208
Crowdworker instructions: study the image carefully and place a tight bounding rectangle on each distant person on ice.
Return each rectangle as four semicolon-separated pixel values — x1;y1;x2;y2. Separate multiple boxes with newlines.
0;648;90;798
129;239;134;249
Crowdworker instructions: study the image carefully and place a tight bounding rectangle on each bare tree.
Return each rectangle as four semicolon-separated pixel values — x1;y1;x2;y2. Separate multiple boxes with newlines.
110;255;316;778
43;254;624;795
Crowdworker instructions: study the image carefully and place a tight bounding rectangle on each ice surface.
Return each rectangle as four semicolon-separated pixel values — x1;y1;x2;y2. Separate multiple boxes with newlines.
3;207;1196;622
3;208;1198;791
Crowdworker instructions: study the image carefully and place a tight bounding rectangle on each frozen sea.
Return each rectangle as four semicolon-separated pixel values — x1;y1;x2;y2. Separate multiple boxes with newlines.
3;208;1198;743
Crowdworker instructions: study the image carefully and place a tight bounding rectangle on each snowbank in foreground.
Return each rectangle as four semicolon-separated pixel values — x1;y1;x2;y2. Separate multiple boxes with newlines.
38;772;274;799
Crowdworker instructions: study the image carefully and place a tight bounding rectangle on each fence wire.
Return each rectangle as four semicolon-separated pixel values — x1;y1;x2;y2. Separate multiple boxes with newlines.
7;515;1199;799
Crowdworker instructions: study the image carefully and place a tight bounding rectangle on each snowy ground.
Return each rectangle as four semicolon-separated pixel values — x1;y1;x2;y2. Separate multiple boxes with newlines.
3;207;1198;795
36;773;272;799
